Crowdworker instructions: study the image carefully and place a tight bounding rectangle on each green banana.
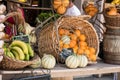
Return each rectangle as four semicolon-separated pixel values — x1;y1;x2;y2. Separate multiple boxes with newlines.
10;40;28;54
26;43;34;57
11;50;20;60
10;46;25;60
6;50;15;59
9;51;15;59
25;54;30;61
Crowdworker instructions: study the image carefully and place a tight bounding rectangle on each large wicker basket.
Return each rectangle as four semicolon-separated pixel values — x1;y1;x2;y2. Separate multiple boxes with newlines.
38;16;99;61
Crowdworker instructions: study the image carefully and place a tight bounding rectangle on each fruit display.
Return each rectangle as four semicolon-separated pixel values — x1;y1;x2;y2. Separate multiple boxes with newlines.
59;28;97;62
41;54;56;69
111;0;120;5
84;4;98;17
4;40;34;61
53;0;69;14
106;7;120;16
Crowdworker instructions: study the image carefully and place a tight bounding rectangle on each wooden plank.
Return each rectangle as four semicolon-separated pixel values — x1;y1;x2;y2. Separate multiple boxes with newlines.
52;77;73;80
1;61;120;78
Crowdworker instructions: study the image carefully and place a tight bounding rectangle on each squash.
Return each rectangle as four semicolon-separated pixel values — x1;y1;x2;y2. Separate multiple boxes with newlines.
65;54;79;68
61;35;70;44
78;55;88;67
56;5;66;14
41;54;56;69
53;0;69;9
107;7;117;16
62;0;69;7
53;0;62;9
69;40;76;48
29;58;41;68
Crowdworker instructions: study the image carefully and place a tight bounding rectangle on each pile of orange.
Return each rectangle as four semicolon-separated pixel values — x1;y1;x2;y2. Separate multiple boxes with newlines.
59;28;96;62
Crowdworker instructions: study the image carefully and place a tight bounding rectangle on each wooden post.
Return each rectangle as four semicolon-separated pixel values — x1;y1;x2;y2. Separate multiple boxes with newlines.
52;77;73;80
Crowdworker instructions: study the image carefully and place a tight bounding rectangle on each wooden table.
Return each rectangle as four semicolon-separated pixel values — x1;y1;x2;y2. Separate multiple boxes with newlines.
0;60;120;80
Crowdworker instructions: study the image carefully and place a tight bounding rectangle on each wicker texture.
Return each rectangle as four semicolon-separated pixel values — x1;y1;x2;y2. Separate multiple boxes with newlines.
38;16;99;60
104;8;120;27
0;54;40;70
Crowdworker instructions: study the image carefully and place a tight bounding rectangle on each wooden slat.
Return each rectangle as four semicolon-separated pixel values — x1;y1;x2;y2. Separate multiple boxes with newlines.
1;61;120;78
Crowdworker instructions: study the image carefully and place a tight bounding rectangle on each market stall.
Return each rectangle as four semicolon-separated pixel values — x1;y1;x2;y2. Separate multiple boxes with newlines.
0;0;120;80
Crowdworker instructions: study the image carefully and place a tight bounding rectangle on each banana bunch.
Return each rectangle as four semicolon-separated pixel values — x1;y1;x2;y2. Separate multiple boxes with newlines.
111;0;120;5
4;40;34;61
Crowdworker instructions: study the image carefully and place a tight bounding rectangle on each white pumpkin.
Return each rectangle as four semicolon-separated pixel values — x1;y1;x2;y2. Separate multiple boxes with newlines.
65;54;79;68
61;35;70;44
41;54;56;69
78;55;88;68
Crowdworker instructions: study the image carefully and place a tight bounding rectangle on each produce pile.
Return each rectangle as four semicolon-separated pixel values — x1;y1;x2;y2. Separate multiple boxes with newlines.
4;40;34;61
59;28;97;63
84;4;98;17
106;7;120;16
53;0;69;14
111;0;120;5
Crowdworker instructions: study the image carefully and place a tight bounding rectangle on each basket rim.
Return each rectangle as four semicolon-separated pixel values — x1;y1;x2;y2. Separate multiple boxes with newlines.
83;20;100;57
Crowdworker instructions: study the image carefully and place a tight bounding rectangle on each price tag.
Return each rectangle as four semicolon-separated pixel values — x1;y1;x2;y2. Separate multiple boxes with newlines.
12;35;29;43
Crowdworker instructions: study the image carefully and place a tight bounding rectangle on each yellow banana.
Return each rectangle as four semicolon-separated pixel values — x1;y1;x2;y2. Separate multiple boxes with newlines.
10;40;28;55
26;43;34;57
11;50;20;60
10;46;25;60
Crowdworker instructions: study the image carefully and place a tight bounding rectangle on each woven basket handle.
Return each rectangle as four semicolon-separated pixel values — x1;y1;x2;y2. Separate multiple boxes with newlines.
1;11;25;25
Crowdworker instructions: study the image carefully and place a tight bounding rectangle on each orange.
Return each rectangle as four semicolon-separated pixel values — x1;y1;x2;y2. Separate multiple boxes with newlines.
79;41;87;47
73;45;79;54
84;49;90;57
89;47;96;54
59;28;65;35
75;29;81;37
79;34;86;41
63;44;69;48
70;34;77;40
89;54;97;62
64;29;70;35
69;40;77;48
77;48;84;55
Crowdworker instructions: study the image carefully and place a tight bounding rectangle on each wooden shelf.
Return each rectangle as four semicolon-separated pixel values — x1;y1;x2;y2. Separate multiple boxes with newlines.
0;60;120;80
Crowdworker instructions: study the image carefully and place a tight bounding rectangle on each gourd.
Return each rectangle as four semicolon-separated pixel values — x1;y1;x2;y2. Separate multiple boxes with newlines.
29;58;41;68
61;35;70;44
29;31;37;44
65;54;79;68
78;55;88;67
107;7;117;16
53;0;69;14
57;5;66;14
41;54;56;69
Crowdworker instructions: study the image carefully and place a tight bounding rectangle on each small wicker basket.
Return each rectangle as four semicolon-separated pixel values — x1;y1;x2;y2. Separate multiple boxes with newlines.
38;16;99;61
0;54;40;70
104;8;120;27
